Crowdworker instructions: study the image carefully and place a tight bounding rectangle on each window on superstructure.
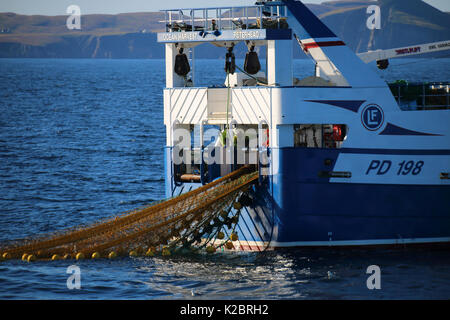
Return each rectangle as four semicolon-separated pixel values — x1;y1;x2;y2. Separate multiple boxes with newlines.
294;124;348;149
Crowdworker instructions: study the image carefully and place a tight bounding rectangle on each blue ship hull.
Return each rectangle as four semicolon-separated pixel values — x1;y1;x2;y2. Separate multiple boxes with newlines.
165;147;450;250
159;0;450;250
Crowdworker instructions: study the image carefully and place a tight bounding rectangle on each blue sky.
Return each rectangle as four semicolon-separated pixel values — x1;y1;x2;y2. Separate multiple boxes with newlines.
0;0;448;15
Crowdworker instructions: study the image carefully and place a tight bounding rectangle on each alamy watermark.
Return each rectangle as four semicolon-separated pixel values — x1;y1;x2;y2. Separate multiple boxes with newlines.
172;127;270;166
66;265;81;290
366;5;381;30
366;265;381;290
66;5;81;30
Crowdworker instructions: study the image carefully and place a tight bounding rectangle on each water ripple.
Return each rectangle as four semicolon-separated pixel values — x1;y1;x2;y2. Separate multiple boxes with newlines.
0;59;450;299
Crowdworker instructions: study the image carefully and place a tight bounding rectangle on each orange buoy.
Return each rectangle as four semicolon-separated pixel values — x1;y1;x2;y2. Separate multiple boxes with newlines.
91;252;100;259
206;246;216;254
220;210;228;220
129;250;138;257
75;252;85;260
225;242;234;250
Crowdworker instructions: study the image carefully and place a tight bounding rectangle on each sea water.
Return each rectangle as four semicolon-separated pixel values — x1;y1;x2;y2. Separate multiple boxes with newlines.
0;58;449;299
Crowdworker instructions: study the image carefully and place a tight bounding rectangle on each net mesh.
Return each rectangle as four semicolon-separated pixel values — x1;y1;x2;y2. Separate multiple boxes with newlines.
0;166;258;260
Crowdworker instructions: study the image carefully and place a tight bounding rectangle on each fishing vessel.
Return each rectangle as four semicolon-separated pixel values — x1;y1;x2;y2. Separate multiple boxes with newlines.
157;0;450;250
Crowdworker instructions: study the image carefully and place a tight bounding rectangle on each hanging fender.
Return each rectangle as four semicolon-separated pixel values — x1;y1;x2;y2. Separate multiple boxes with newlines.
174;48;190;77
244;45;261;75
224;47;236;75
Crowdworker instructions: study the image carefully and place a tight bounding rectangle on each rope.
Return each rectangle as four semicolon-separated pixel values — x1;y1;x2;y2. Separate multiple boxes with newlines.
227;68;230;131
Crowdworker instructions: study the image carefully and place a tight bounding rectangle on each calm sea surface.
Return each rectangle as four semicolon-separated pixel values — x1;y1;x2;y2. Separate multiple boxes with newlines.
0;58;449;299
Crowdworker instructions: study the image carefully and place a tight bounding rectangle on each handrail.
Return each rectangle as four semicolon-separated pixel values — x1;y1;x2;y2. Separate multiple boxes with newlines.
388;82;450;110
159;4;288;32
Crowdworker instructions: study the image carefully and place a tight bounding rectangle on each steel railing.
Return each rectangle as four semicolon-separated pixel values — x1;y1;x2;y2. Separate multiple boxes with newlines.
160;4;288;32
389;82;450;110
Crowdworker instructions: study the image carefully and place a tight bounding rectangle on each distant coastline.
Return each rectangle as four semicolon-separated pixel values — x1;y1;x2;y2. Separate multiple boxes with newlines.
0;0;449;59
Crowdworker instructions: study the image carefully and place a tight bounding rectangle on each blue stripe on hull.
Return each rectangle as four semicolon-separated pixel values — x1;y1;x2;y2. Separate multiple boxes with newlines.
275;202;450;243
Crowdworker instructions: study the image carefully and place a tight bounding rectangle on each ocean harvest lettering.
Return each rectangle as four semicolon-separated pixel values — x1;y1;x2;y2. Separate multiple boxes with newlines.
161;32;196;41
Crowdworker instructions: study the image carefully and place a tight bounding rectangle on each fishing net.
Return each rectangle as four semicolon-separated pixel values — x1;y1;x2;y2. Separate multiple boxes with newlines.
0;166;258;261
